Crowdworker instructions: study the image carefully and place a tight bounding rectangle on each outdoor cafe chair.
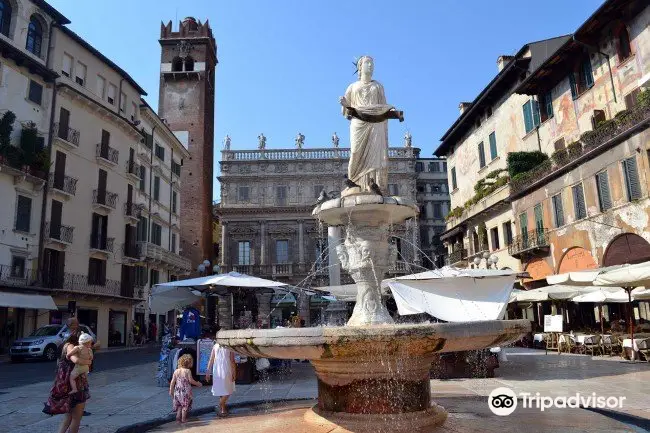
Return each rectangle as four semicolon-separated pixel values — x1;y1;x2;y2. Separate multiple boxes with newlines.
559;334;577;354
583;335;601;356
637;338;650;362
600;334;614;356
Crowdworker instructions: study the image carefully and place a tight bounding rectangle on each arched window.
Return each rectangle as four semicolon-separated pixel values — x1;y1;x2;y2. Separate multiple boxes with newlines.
171;57;183;72
184;56;194;72
0;0;12;37
616;25;632;62
26;15;43;57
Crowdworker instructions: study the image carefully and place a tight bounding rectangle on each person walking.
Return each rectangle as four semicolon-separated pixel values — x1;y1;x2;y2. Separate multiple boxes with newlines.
43;327;92;433
205;331;236;416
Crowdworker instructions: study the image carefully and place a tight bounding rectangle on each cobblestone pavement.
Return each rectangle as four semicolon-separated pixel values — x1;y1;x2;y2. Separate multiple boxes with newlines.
0;348;648;432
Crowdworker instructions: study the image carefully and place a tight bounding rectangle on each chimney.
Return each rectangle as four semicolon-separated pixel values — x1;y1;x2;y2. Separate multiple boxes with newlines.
497;55;515;72
459;102;472;115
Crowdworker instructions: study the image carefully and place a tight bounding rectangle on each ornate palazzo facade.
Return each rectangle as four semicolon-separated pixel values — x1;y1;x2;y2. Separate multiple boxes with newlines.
216;145;421;290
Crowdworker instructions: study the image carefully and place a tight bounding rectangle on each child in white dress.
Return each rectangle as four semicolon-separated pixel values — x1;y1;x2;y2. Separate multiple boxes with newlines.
205;339;236;416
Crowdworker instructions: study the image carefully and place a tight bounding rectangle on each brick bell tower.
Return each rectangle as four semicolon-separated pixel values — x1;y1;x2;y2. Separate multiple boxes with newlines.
158;17;217;270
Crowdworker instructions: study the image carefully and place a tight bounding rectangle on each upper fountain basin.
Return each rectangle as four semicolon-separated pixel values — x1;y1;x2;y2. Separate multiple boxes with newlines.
313;194;419;227
215;319;531;361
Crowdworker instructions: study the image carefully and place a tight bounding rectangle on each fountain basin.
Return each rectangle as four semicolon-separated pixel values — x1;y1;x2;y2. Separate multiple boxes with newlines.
216;319;531;430
313;194;418;226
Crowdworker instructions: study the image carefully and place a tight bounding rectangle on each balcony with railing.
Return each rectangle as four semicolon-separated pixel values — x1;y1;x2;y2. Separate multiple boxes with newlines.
45;221;74;245
48;173;78;197
222;147;417;162
272;263;293;277
137;241;192;273
124;202;143;221
96;143;119;166
125;159;140;179
122;242;140;262
443;248;468;266
0;264;39;288
52;123;80;148
508;229;550;258
510;103;650;197
41;271;122;297
89;236;115;254
93;189;118;210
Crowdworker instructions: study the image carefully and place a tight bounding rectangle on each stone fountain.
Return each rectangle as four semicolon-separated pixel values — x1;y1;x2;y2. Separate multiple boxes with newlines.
216;56;530;432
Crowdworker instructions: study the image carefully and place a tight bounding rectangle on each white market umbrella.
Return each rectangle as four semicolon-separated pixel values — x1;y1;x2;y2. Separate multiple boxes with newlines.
150;271;287;314
546;269;602;286
512;285;599;302
385;267;520;322
571;288;631;303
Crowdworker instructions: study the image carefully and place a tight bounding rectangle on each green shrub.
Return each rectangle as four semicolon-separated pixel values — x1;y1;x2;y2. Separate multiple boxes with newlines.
566;141;582;158
446;206;464;221
485;168;507;179
0;111;16;147
637;89;650;108
551;148;569;165
507;151;550;178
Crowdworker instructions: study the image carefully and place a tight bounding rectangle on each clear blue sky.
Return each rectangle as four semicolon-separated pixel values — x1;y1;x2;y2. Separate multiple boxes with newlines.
48;0;603;200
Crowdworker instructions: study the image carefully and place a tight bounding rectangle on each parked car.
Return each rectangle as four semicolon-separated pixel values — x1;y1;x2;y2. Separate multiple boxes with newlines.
10;323;96;362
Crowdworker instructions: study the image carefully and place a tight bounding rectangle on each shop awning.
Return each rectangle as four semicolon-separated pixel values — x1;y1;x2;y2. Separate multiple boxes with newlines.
0;292;57;310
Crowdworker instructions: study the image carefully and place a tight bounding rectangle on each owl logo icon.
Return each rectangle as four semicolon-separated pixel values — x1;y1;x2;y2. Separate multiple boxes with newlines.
488;387;517;416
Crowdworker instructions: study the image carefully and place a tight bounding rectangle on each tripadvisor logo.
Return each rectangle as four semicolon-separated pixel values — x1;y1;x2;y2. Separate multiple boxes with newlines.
488;387;626;416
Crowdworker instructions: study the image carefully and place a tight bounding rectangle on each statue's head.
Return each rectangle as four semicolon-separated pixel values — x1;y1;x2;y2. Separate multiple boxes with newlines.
357;56;374;79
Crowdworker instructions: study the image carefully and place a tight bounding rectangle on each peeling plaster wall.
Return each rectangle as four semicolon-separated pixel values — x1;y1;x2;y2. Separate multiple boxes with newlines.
512;128;650;271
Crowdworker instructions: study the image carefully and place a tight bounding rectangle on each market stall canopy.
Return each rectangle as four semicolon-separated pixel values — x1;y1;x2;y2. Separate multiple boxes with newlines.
511;285;599;302
150;272;288;313
386;267;520;322
592;261;650;288
571;287;646;303
0;292;57;310
546;269;602;286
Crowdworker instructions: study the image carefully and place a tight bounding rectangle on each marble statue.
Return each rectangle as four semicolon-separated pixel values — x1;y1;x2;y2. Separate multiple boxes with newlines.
404;131;412;148
332;132;339;148
295;132;305;149
340;56;404;193
223;134;231;150
258;133;266;150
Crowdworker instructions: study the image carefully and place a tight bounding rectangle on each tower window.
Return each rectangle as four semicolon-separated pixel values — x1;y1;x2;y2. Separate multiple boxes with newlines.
185;57;194;72
616;25;632;62
172;57;183;72
26;15;44;57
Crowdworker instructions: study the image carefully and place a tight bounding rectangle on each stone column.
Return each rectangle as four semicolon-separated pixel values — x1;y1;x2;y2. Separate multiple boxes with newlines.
327;226;342;286
220;222;228;266
255;292;273;328
260;221;266;265
412;220;420;265
298;220;305;264
217;294;233;330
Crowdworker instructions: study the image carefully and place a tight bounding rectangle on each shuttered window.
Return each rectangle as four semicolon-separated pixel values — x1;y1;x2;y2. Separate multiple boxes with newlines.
153;176;160;201
551;193;564;227
519;212;528;237
522;99;540;134
15;195;32;232
595;171;612;211
451;167;457;190
478;142;486;168
534;203;544;232
572;184;587;220
489;132;497;160
622;157;642;201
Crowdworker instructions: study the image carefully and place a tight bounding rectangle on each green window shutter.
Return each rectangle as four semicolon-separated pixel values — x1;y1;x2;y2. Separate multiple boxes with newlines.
523;101;533;133
544;91;553;118
451;167;457;190
489;132;497;160
519;212;528;236
596;172;612;211
153;176;160;200
534;203;544;232
478;142;486;168
623;157;642;201
569;73;578;99
532;99;541;127
572;184;586;219
552;194;564;227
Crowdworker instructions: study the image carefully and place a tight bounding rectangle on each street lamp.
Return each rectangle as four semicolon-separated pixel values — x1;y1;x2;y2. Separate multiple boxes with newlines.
197;263;206;274
213;264;220;274
473;253;499;269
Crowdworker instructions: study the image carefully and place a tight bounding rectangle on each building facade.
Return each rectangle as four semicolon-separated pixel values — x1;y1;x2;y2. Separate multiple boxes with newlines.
0;0;196;350
158;17;217;270
435;36;572;271
415;156;450;268
216;141;420;327
509;0;650;283
132;101;191;336
0;0;67;352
